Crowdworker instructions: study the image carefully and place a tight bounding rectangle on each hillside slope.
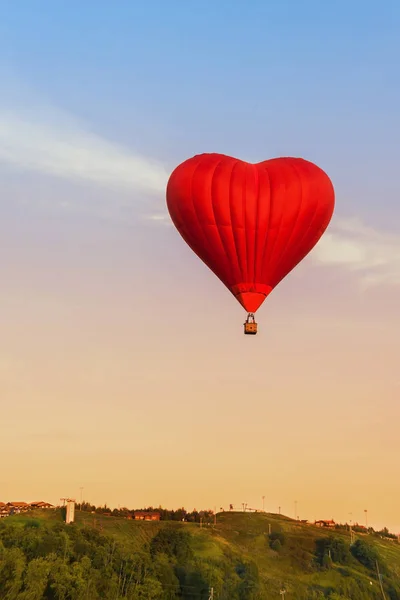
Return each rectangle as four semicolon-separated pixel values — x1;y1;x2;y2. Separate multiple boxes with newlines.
1;509;399;599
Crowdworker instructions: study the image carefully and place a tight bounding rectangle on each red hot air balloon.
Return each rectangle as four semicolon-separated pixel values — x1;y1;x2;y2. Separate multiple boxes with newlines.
166;153;335;335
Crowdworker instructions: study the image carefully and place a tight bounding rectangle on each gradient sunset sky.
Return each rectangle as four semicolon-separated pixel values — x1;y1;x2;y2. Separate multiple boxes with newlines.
1;0;399;532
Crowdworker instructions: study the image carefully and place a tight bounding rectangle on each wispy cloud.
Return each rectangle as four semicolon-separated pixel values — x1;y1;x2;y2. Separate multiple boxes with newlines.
313;217;400;287
142;212;171;224
1;72;398;289
0;73;168;193
152;211;400;288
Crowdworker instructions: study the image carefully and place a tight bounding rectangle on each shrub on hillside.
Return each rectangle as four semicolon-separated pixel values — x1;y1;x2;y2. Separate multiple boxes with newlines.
350;539;387;574
270;538;282;552
150;526;193;563
235;561;261;600
315;536;352;567
268;531;286;547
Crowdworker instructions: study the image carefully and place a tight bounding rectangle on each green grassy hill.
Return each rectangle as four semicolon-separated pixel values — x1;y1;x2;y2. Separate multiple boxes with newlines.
2;509;400;598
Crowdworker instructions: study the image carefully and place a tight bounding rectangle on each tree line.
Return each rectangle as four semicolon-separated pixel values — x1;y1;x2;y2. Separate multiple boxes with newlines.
76;503;217;524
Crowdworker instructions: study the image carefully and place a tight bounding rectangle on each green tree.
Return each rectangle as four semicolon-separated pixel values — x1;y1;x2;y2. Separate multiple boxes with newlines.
19;557;51;600
0;545;26;599
236;561;261;600
350;539;383;572
322;553;333;569
268;531;286;547
315;537;351;566
150;526;193;563
270;539;282;552
153;553;179;600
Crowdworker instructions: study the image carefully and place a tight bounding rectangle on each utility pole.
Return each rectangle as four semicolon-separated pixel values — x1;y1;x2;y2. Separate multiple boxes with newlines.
349;513;354;545
262;496;265;512
376;560;387;600
278;506;281;515
364;509;368;528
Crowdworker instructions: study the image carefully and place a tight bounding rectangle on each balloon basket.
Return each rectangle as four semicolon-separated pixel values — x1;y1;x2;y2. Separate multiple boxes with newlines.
244;313;257;335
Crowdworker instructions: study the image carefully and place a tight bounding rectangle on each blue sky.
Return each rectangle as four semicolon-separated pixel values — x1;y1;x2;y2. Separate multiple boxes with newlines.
0;1;400;528
1;0;399;226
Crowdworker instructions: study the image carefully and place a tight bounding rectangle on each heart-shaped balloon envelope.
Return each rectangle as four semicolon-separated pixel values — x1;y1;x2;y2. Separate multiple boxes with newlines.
166;153;335;314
